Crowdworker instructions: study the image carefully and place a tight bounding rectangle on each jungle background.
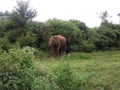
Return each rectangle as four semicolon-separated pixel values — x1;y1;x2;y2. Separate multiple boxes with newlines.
0;1;120;90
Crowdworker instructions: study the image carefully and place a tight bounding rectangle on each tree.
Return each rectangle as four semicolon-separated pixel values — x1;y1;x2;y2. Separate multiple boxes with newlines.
0;0;37;30
0;0;37;48
11;0;37;28
25;21;45;48
69;19;88;31
118;13;120;24
98;11;111;24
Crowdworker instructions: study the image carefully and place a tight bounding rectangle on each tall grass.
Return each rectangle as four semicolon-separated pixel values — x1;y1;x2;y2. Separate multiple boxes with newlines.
37;50;120;90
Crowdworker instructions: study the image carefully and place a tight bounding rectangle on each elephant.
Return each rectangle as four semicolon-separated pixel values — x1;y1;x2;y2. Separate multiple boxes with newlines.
48;35;67;56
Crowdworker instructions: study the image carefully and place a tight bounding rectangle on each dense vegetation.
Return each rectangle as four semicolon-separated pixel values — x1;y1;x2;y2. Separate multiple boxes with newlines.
0;48;120;90
0;1;120;52
0;0;120;90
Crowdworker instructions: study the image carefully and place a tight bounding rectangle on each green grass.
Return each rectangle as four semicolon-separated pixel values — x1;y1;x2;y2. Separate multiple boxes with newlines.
36;50;120;90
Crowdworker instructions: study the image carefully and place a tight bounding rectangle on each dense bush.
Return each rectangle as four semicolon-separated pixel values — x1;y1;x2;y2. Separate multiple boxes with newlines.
0;48;35;90
0;37;11;51
95;24;120;50
18;32;37;47
32;63;87;90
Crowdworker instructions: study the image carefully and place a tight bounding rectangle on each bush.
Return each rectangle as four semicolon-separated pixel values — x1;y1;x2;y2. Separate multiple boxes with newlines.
54;63;73;90
19;32;37;47
31;63;88;90
22;46;47;59
54;63;86;90
0;38;11;51
32;75;59;90
0;48;35;90
81;41;96;52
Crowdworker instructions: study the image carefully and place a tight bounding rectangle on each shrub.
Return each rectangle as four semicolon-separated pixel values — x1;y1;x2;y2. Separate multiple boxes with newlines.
83;43;96;52
31;63;88;90
55;63;74;90
22;46;47;59
54;63;86;90
19;32;37;47
0;38;11;51
32;75;59;90
0;48;35;90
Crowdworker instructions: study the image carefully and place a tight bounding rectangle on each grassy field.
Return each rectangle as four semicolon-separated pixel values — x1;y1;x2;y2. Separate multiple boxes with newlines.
35;50;120;90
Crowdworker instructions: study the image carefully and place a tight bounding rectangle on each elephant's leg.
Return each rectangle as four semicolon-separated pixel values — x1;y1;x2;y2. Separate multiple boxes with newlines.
57;48;60;56
60;45;66;55
57;44;61;56
59;47;62;55
50;47;55;57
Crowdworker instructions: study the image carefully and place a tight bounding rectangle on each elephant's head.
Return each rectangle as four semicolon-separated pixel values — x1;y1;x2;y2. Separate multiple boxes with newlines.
48;36;58;47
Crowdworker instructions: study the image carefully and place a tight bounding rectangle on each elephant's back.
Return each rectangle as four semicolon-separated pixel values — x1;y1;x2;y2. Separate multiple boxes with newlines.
57;35;67;45
49;35;67;46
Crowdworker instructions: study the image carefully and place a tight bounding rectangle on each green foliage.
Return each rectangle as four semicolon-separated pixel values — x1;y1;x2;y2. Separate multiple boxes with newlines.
69;19;88;31
11;0;37;28
0;0;38;52
95;23;120;50
80;40;96;52
54;63;73;90
0;0;37;32
18;32;37;47
54;63;85;90
45;18;83;52
32;63;87;90
39;51;120;90
1;1;120;90
0;48;35;90
0;37;11;51
32;75;59;90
